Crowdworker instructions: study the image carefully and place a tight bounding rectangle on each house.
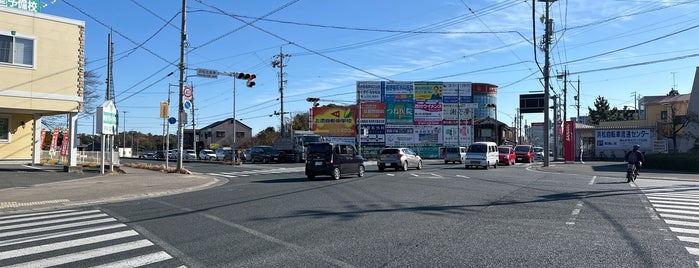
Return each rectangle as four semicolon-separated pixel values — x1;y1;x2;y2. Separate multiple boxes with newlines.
196;118;252;149
0;7;85;164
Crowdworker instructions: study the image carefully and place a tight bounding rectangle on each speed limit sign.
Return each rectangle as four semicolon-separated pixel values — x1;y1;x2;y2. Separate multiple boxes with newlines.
183;86;193;99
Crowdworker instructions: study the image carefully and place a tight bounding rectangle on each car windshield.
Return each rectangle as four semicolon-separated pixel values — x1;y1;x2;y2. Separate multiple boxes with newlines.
467;144;486;153
308;143;332;154
534;147;544;152
446;147;459;153
498;147;510;154
381;149;400;154
514;146;530;152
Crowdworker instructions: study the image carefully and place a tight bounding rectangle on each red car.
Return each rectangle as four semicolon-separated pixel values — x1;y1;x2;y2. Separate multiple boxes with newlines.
498;146;515;166
513;145;535;163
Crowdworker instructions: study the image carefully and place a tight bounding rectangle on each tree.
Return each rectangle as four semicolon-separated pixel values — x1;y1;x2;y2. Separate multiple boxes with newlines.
658;102;695;153
668;88;680;96
587;96;613;125
289;112;310;131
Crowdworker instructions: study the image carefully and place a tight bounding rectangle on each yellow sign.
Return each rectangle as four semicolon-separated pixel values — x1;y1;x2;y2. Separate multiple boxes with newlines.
159;102;169;118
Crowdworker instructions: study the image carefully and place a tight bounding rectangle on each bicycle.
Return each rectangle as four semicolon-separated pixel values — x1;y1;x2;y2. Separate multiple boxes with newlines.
626;162;638;183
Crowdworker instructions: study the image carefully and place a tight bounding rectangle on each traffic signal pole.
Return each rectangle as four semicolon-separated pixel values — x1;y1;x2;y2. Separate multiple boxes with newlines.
176;0;187;172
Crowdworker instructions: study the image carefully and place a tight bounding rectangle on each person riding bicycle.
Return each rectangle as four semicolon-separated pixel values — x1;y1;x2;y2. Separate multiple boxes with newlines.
625;144;644;175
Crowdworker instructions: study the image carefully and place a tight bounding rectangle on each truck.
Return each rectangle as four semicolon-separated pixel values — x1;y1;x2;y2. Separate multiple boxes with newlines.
273;130;323;163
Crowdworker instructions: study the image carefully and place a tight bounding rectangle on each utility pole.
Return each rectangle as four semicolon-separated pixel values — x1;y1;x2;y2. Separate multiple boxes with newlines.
272;47;290;138
122;111;128;155
540;0;555;167
176;0;187;171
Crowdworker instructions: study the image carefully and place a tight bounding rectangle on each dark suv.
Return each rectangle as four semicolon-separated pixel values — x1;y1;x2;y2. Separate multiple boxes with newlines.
249;146;281;163
305;142;365;180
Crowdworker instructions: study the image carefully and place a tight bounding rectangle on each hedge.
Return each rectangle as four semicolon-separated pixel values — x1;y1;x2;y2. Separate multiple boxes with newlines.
644;152;699;172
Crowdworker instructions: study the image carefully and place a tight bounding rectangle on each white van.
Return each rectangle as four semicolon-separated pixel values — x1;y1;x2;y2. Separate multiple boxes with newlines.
444;146;467;164
464;142;499;169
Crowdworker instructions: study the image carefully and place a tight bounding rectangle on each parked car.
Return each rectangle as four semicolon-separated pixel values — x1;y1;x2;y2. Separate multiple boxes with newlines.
250;145;281;163
533;146;545;160
184;149;197;160
305;142;365;180
199;149;216;160
378;148;422;171
243;149;251;163
168;149;178;159
464;141;499;169
498;146;516;166
514;144;535;163
215;147;233;161
154;151;166;159
443;146;467;164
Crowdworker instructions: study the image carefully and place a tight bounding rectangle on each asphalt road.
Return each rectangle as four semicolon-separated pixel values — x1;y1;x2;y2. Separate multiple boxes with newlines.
105;160;694;267
3;159;696;267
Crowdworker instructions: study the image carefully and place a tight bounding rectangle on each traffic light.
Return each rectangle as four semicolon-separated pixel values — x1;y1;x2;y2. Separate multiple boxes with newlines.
306;97;320;107
483;103;496;108
246;74;256;88
235;73;255;87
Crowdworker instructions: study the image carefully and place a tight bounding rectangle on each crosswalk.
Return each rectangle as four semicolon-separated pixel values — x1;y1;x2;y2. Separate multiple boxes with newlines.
641;185;699;266
0;209;185;267
207;166;305;178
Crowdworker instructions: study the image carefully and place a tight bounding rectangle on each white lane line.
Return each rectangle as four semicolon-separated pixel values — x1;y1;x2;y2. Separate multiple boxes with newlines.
0;218;117;238
0;210;76;220
0;210;102;225
678;236;699;244
669;227;699;235
648;199;699;207
3;240;154;268
0;223;126;247
651;204;699;211
647;196;699;203
588;176;597;185
0;230;139;260
455;175;470;179
566;201;584;225
386;174;395;177
410;174;419;177
658;213;699;221
685;247;699;256
90;251;173;268
0;213;110;231
655;208;699;216
664;219;699;228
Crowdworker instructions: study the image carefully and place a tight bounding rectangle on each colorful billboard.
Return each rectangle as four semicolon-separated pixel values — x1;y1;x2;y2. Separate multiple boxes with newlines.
384;81;413;102
414;82;443;103
385;102;414;124
385;125;414;146
414;102;442;125
311;106;356;137
357;81;383;102
359;102;386;125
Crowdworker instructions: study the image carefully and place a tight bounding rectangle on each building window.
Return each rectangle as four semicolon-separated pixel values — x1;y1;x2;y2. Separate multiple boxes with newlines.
216;131;225;138
660;111;668;120
235;132;245;138
0;116;9;142
0;34;35;66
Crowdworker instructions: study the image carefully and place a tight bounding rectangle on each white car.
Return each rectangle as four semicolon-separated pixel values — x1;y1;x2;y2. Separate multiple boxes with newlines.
533;146;545;160
199;149;216;160
184;149;197;160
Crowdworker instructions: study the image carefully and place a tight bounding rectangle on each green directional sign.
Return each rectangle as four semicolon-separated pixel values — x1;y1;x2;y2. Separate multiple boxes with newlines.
3;0;42;12
97;100;117;135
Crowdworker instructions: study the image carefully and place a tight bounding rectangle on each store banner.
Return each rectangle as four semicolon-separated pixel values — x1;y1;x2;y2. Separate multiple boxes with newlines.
49;127;60;151
311;106;356;137
564;121;575;162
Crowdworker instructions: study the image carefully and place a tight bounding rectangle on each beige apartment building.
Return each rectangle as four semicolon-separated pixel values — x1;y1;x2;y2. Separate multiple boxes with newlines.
0;7;85;164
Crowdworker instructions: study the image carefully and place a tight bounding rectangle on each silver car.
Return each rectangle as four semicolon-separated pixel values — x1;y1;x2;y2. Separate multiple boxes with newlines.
378;148;422;171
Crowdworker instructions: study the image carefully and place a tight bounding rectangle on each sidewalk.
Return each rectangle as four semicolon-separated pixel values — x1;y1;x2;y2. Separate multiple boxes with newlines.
534;161;699;181
0;166;222;215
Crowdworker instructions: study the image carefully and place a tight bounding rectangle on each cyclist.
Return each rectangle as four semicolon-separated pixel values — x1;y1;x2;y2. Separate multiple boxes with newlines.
625;144;644;176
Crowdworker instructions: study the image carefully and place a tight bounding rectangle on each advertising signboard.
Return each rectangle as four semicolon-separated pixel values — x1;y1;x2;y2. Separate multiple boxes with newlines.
384;81;413;102
414;102;442;125
311;106;356;137
414;82;443;103
385;125;414;146
359;102;386;125
96;100;117;135
385;102;414;124
357;81;383;102
595;129;651;150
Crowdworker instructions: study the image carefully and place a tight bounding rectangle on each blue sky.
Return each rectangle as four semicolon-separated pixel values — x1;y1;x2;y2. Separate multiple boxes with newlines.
41;0;699;135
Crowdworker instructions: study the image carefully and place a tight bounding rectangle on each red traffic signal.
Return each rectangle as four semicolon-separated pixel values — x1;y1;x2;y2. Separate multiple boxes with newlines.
246;75;256;87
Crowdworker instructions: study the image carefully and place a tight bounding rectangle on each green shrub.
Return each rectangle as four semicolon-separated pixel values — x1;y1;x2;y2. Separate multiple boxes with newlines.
644;152;699;172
